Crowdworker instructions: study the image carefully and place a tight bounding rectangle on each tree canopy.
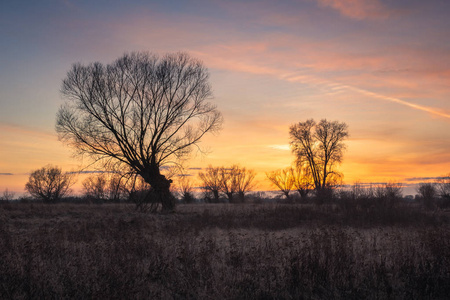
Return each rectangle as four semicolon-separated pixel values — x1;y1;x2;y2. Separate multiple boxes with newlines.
289;119;348;191
56;52;222;211
25;165;75;202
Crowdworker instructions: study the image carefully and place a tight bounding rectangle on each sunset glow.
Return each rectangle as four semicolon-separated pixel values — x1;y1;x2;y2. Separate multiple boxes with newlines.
1;0;450;196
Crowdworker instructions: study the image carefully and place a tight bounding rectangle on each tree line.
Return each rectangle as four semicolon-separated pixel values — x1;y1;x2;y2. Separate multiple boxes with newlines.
16;163;450;210
2;51;448;211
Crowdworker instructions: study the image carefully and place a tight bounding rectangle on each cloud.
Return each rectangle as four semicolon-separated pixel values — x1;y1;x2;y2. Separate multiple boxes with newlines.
66;170;112;175
404;176;450;182
177;174;193;177
316;0;393;20
0;173;14;176
0;123;56;140
268;144;291;151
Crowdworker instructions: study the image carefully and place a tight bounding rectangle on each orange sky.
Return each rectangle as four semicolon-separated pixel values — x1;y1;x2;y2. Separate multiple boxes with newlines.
1;0;450;196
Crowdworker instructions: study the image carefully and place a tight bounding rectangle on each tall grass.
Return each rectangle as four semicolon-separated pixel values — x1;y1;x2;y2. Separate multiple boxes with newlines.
1;202;449;299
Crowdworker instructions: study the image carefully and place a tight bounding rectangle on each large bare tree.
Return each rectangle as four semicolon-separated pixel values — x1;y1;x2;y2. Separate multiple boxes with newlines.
289;119;348;192
56;52;222;212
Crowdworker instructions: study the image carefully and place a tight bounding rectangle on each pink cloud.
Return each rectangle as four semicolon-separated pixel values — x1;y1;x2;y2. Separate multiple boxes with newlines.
316;0;393;20
63;7;450;125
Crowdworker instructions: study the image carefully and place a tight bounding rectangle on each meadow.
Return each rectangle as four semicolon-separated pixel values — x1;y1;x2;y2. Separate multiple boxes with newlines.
0;201;449;299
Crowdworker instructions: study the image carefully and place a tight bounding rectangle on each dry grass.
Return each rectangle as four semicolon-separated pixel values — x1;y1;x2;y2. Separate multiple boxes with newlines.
1;202;449;299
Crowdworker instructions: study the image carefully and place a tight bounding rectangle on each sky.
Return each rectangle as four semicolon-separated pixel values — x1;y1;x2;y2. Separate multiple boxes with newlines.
1;0;450;196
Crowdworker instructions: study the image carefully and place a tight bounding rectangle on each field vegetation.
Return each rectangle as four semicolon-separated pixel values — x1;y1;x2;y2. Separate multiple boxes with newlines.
1;197;449;299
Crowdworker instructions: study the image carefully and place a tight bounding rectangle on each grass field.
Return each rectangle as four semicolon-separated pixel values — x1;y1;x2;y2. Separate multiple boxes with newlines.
1;202;449;299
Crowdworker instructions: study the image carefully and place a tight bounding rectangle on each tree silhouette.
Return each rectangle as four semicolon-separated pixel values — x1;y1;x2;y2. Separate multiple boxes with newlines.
83;174;108;201
436;174;450;208
82;173;126;202
198;165;222;202
1;189;15;201
416;182;437;209
234;166;256;203
56;52;222;212
436;175;450;197
266;167;295;201
289;119;348;193
219;166;238;202
25;165;75;202
176;174;196;203
292;166;313;199
199;165;256;203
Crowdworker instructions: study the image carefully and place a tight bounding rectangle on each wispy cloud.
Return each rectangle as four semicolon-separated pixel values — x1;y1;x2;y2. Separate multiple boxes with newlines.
67;170;112;175
316;0;393;20
0;173;14;176
0;123;56;139
268;144;291;151
405;176;450;182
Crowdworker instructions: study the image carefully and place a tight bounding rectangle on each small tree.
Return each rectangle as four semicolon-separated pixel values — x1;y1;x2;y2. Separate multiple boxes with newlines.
217;165;256;203
266;167;295;201
198;165;222;202
1;189;15;201
375;182;403;208
82;172;129;202
234;166;256;203
83;173;108;201
25;165;75;202
219;166;238;203
292;166;313;200
108;173;126;202
436;174;450;208
416;182;437;209
176;174;196;204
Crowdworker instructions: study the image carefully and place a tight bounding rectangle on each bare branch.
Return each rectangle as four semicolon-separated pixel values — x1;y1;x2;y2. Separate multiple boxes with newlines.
57;52;222;212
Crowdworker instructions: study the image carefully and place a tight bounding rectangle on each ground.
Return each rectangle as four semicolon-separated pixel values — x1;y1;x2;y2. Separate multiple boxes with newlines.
1;202;449;299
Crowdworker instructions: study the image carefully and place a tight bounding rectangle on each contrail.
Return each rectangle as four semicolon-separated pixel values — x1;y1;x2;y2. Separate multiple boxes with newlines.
346;85;450;119
282;72;450;119
196;52;450;120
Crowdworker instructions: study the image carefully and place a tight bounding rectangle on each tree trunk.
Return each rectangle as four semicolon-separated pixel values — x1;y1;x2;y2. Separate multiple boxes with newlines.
237;191;245;203
283;191;291;202
298;189;309;201
213;190;220;202
142;168;176;213
226;192;234;203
